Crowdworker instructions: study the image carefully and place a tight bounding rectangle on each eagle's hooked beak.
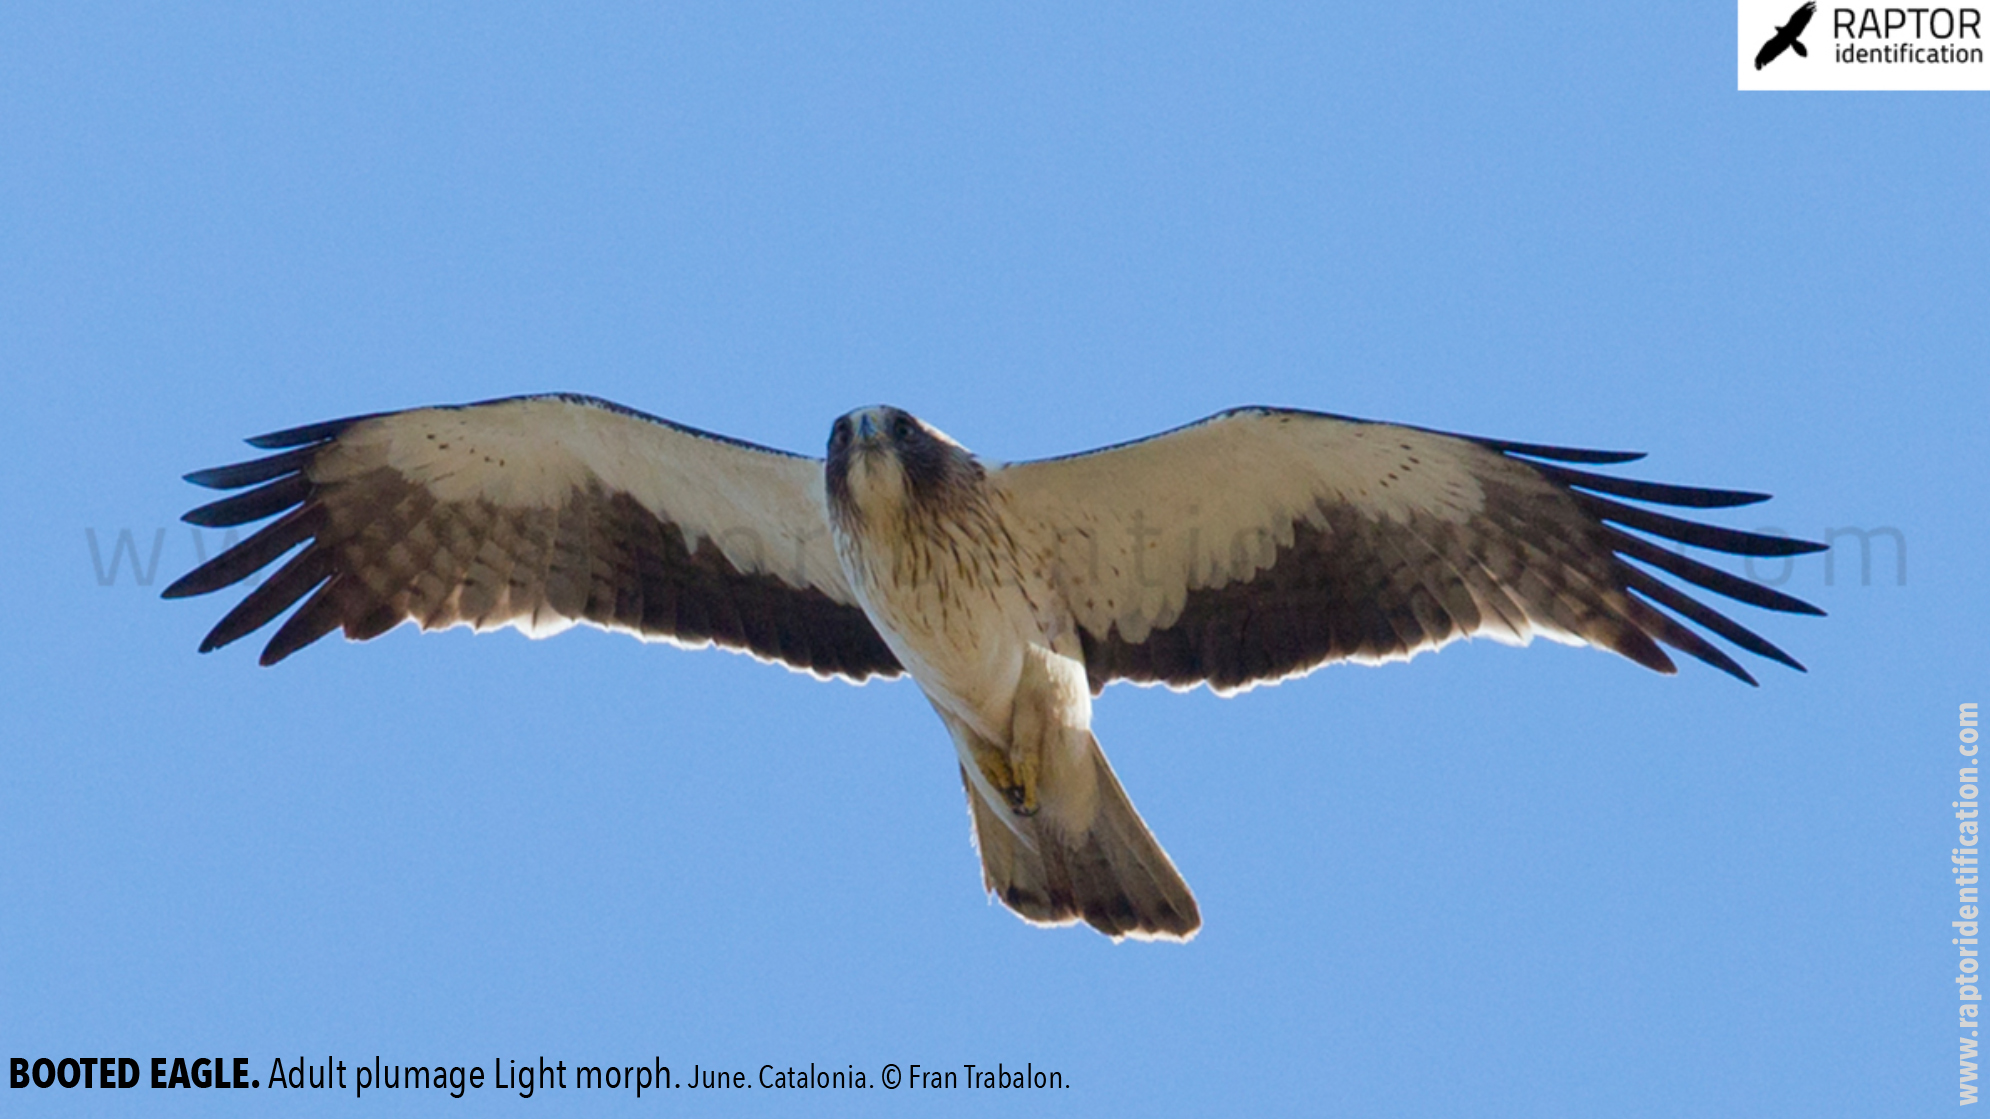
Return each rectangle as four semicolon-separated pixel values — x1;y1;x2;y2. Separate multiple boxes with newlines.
857;412;881;443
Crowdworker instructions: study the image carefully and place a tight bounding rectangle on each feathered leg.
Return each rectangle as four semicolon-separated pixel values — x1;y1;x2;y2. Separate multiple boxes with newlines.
934;644;1200;941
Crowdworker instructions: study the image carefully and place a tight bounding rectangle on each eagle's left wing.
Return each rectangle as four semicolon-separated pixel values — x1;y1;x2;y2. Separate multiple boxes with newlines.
993;408;1823;694
165;394;901;680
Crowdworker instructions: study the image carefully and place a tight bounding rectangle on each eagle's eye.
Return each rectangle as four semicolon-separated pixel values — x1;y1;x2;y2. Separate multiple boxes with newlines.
830;418;851;450
889;414;914;443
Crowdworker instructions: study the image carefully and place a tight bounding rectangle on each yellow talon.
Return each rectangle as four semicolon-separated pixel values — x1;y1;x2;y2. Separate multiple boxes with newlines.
1006;750;1040;816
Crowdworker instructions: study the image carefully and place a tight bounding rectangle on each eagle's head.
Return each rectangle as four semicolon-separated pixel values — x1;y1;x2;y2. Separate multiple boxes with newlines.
824;406;983;530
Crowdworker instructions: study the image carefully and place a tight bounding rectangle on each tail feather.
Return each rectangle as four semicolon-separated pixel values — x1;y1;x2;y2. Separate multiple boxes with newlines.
962;732;1201;942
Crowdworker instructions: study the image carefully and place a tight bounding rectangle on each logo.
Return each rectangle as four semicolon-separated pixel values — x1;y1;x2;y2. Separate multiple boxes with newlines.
1755;2;1817;67
1739;0;1990;89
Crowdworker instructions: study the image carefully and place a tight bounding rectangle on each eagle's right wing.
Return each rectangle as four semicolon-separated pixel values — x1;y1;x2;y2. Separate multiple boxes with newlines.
995;408;1823;695
165;394;902;681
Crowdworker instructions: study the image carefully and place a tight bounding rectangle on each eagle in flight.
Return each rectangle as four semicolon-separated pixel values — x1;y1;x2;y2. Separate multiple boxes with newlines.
167;395;1823;941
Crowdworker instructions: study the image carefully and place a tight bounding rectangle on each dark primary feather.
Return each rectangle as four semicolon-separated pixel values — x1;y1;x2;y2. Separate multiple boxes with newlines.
1572;493;1818;557
1601;528;1820;616
164;401;903;679
1463;437;1644;466
184;444;318;490
245;413;387;450
1526;461;1768;509
179;473;310;528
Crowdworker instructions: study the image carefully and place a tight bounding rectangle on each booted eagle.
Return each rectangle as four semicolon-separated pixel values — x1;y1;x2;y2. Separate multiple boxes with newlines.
167;395;1824;941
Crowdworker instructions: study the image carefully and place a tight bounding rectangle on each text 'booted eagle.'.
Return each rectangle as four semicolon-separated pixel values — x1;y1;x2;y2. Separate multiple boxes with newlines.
167;395;1825;941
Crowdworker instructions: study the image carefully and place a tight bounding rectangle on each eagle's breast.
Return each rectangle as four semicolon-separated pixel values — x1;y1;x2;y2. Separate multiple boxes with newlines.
826;432;1057;730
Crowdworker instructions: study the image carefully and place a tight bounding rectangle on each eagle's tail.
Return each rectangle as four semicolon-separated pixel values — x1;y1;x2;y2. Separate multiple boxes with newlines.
961;731;1201;942
1792;39;1807;56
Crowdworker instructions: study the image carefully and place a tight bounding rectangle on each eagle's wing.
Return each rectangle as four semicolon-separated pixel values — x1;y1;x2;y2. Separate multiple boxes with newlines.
1787;2;1816;36
164;393;902;680
993;408;1822;694
1754;35;1787;69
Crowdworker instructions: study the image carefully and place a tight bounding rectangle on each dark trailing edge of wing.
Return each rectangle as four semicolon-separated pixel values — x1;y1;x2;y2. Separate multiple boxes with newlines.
164;400;904;679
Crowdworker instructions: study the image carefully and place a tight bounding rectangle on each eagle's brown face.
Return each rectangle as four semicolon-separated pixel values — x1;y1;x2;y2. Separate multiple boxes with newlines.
825;406;982;530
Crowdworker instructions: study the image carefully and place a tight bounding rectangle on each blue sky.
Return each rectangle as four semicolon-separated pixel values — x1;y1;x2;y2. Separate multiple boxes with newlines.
2;3;1982;1116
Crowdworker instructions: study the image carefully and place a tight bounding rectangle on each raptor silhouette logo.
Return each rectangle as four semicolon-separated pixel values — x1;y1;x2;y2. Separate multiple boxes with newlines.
1755;2;1817;68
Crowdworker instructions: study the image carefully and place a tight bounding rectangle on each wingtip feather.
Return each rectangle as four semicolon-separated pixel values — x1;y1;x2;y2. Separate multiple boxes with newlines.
244;412;380;449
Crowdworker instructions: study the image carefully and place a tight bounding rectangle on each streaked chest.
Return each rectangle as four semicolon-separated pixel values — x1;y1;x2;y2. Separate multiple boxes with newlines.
832;497;1056;713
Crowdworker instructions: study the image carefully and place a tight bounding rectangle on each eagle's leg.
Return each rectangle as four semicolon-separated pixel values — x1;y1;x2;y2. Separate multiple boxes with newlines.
1001;637;1103;818
952;730;1037;816
933;646;1200;940
1002;745;1041;817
